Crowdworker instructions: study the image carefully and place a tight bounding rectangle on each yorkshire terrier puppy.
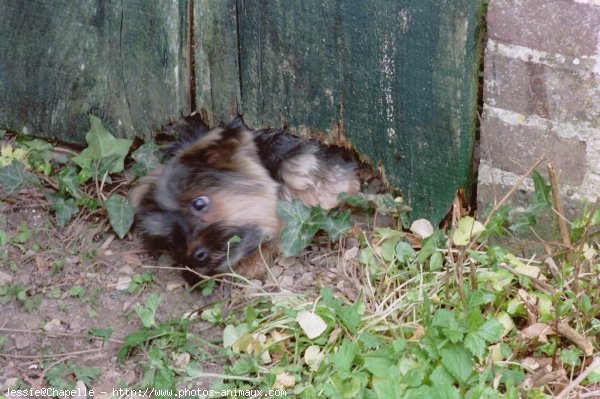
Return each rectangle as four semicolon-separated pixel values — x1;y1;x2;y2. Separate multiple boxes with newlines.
130;114;359;283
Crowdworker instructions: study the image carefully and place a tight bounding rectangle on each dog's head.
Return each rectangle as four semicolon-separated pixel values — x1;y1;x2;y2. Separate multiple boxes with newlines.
131;116;279;277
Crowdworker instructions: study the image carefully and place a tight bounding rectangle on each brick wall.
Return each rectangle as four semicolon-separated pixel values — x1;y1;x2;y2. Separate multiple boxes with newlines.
478;0;600;217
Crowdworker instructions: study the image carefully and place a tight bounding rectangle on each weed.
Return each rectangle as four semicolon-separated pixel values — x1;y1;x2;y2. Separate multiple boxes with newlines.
128;272;154;294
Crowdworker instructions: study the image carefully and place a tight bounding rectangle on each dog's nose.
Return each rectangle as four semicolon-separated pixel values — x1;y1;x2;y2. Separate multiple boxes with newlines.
192;246;209;262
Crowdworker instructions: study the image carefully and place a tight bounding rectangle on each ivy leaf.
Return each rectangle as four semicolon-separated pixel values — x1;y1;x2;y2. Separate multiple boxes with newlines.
319;210;352;241
104;194;134;239
56;166;83;199
72;115;132;175
131;142;161;177
277;200;320;256
50;196;79;228
0;161;38;193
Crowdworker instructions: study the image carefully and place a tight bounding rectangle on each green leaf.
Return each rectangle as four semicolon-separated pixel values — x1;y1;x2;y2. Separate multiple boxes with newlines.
429;251;443;271
153;368;176;399
87;327;113;344
131;142;161;177
134;293;162;328
73;365;101;385
277;200;320;256
452;216;484;246
430;365;454;387
373;376;403;399
560;348;581;367
337;302;362;335
68;286;85;297
395;241;417;264
104;194;134;239
408;384;461;399
330;338;359;373
50;196;79;228
363;356;395;378
0;161;38;193
475;318;504;342
320;210;352;241
72;114;132;175
404;368;425;387
56;166;83;199
440;345;474;385
531;171;552;209
223;323;248;348
12;222;30;244
337;192;372;210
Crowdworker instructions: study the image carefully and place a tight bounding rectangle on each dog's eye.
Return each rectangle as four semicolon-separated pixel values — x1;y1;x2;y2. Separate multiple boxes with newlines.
191;196;210;212
193;246;209;262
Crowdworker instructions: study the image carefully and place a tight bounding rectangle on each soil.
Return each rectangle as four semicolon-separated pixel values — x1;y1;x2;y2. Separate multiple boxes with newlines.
0;192;369;397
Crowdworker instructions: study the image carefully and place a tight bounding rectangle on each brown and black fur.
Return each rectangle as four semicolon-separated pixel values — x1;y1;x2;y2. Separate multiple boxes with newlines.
131;114;359;283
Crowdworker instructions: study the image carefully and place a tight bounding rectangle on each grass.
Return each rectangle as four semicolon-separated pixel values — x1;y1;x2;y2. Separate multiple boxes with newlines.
1;123;599;398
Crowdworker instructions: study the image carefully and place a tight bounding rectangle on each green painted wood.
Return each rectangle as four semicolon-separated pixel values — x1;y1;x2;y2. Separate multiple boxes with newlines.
194;0;241;125
0;0;188;144
231;0;484;223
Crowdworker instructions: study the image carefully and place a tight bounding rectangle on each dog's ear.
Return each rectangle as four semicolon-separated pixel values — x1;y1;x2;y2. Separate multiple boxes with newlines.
166;113;211;155
129;166;164;209
179;127;256;170
225;114;248;131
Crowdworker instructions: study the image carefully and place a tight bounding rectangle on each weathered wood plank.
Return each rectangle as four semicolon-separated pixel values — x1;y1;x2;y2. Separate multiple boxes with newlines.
194;0;241;125
0;0;188;143
230;0;484;223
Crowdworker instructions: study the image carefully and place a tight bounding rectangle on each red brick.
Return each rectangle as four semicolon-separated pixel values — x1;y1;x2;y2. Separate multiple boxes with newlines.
480;114;587;185
484;52;600;125
488;0;600;56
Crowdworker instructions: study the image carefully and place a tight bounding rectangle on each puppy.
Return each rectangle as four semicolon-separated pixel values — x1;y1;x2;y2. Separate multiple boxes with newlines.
130;114;359;283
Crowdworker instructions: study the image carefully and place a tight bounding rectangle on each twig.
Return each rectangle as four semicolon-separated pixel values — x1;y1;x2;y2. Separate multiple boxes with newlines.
556;322;593;356
483;154;547;228
556;356;600;399
0;347;105;359
547;163;571;251
0;327;124;344
473;155;547;251
498;263;556;294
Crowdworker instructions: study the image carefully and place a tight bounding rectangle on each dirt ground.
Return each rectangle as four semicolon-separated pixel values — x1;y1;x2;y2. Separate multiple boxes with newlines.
0;194;366;396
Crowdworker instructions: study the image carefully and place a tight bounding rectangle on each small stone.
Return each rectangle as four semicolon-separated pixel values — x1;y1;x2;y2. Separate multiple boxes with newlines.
278;257;297;268
269;266;283;278
123;369;136;385
158;254;174;267
122;253;142;268
69;320;84;333
246;279;263;295
74;380;88;399
65;256;80;266
410;218;434;239
115;276;131;291
44;319;66;334
343;247;359;261
279;275;294;287
14;335;32;350
174;352;190;369
166;280;185;292
0;378;19;391
0;270;13;285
